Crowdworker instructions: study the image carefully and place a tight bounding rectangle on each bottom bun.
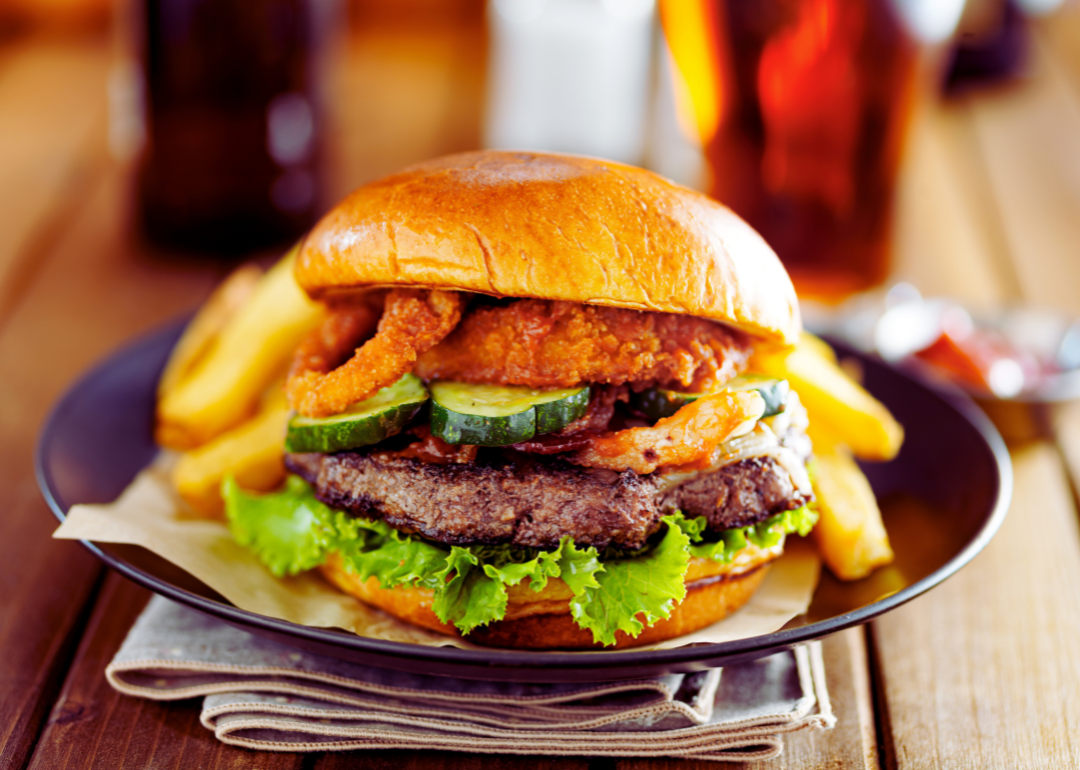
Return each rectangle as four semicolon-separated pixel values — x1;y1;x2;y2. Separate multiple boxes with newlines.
320;546;778;650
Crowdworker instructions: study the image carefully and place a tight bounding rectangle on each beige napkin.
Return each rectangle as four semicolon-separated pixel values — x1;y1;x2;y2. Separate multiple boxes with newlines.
106;597;834;761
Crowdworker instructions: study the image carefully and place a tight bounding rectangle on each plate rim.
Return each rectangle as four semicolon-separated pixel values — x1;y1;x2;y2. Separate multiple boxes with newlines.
35;320;1014;677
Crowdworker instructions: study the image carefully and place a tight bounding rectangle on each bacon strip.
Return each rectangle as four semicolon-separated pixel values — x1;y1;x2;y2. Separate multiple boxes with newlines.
511;385;624;454
395;425;478;465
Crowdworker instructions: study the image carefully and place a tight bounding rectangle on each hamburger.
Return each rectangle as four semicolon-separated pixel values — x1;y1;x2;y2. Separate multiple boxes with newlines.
222;150;818;649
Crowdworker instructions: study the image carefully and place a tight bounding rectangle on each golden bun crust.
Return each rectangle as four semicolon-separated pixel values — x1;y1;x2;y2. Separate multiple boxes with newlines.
298;151;800;345
319;549;777;650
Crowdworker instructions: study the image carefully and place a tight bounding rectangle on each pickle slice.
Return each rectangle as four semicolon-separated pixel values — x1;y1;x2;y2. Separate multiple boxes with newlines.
285;374;428;453
429;382;590;446
634;376;789;422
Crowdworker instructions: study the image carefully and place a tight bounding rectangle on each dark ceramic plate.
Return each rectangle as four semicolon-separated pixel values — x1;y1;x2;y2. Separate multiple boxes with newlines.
37;321;1011;682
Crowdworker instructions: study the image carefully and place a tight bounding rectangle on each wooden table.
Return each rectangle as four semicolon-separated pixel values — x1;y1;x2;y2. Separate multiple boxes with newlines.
3;11;1080;769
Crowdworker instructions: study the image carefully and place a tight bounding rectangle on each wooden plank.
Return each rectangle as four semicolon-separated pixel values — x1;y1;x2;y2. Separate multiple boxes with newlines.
964;31;1080;317
875;29;1080;767
890;95;1017;307
27;572;306;770
1021;14;1080;508
1036;6;1080;106
0;159;219;766
960;18;1080;528
0;36;111;317
871;444;1080;769
1052;400;1080;504
0;36;116;770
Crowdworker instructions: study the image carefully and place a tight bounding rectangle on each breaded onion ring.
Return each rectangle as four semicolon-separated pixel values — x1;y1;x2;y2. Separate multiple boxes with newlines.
566;390;765;474
288;289;464;418
286;295;383;400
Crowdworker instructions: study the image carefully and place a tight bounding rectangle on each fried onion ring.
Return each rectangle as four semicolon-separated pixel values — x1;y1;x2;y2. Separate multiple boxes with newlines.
566;391;765;474
415;299;750;390
286;296;383;403
288;289;464;417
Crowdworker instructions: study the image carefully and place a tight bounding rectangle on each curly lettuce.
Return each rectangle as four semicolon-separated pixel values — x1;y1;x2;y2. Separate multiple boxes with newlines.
223;476;817;645
570;513;691;646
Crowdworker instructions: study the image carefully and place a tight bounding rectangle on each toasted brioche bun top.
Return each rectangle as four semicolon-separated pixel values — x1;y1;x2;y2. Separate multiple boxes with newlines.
297;151;801;345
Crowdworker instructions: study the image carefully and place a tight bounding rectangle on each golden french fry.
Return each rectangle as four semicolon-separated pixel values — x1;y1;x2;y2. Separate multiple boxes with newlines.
810;446;894;580
752;341;903;461
173;400;291;517
805;417;844;455
158;264;263;399
156;249;324;450
798;331;837;364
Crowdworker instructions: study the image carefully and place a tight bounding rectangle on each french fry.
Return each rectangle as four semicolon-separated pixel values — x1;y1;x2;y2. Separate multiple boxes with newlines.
173;395;291;518
752;339;903;461
797;331;837;364
157;264;263;399
810;445;895;581
805;416;844;455
156;249;324;450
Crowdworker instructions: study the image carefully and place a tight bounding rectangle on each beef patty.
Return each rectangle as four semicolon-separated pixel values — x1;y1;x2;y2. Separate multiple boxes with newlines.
286;449;810;551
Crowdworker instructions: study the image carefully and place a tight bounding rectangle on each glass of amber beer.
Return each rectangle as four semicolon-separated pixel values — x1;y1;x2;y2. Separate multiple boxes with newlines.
661;0;933;301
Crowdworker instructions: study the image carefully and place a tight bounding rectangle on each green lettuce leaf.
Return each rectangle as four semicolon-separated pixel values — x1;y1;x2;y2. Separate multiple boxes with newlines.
551;537;604;596
687;505;819;562
569;514;691;646
338;523;450;591
430;537;604;635
223;475;342;577
223;476;816;645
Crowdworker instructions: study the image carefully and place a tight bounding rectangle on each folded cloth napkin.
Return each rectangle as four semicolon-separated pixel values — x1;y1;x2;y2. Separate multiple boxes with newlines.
105;597;834;761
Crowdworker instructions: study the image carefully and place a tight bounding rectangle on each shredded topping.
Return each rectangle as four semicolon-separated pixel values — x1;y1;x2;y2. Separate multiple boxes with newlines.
565;390;766;474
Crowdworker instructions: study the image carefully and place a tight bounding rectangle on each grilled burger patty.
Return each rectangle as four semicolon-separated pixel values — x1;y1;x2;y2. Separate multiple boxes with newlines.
286;449;810;551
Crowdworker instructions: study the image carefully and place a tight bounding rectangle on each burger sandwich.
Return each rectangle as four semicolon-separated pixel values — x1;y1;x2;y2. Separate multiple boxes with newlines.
216;151;822;649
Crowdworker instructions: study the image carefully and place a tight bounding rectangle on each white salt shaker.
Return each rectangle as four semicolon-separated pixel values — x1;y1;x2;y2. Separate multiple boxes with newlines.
484;0;656;166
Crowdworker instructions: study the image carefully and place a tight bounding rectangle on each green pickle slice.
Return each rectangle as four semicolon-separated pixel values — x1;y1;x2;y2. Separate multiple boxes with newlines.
285;374;429;453
430;382;590;446
634;375;789;422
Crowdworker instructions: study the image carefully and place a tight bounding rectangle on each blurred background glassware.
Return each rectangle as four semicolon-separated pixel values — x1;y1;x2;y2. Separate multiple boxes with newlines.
483;0;656;165
0;0;111;32
658;0;964;303
814;284;1080;442
124;0;338;256
943;0;1066;93
945;0;1030;93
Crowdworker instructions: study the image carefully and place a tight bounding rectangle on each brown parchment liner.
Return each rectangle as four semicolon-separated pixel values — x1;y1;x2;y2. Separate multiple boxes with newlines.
54;455;820;651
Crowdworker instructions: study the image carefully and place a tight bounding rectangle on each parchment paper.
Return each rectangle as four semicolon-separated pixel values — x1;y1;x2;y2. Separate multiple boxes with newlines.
54;457;820;651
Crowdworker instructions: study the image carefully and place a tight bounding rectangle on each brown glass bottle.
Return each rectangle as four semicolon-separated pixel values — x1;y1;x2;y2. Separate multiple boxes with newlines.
137;0;326;254
662;0;918;301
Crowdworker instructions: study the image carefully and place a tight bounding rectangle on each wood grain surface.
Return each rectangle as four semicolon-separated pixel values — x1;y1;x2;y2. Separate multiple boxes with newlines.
0;37;110;317
0;38;219;770
28;574;306;770
873;445;1080;770
870;16;1080;770
3;6;1080;769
